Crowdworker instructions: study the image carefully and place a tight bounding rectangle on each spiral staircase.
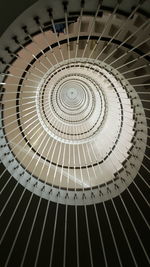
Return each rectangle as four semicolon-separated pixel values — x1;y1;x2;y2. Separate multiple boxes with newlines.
0;0;150;266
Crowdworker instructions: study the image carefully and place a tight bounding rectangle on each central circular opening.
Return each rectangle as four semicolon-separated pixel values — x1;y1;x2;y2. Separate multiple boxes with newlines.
68;88;77;99
67;88;78;99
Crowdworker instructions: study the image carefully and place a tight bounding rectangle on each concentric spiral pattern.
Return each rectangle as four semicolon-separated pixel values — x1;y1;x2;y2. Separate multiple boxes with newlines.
0;51;147;204
0;0;150;266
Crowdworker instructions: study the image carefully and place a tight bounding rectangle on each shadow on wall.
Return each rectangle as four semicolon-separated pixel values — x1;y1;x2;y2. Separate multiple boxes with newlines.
0;0;36;36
